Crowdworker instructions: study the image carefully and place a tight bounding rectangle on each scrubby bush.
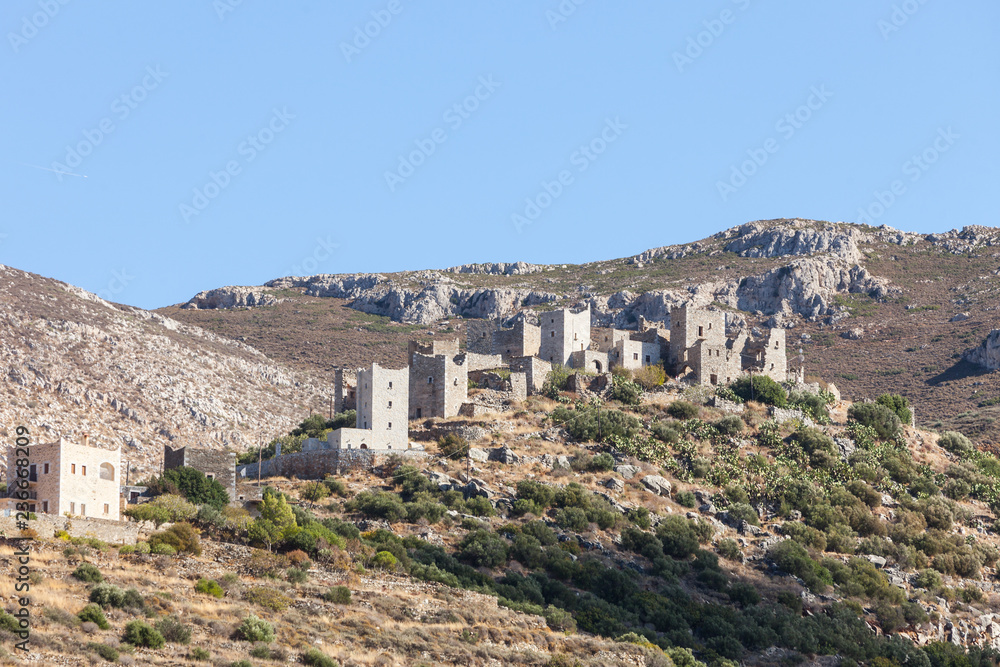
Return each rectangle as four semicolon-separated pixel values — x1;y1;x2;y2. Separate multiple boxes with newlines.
656;515;712;559
438;433;469;458
90;584;144;610
323;585;352;604
713;414;745;436
86;642;119;662
124;494;197;527
244;586;291;612
77;603;109;630
371;551;398;570
588;452;615;472
151;542;177;555
610;377;644;406
938;431;974;456
848;403;902;440
676;490;696;508
195;578;224;598
651;421;681;444
731;375;787;407
236;614;275;643
717;538;742;561
122;620;165;649
155;616;191;644
148;522;201;556
666;400;700;420
459;529;509;568
302;647;338;667
302;481;330;502
551;404;642;443
726;502;759;526
876;393;912;424
72;562;102;583
768;539;831;593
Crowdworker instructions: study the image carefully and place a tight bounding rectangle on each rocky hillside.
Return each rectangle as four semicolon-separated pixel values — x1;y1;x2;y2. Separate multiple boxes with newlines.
164;218;1000;443
0;265;327;478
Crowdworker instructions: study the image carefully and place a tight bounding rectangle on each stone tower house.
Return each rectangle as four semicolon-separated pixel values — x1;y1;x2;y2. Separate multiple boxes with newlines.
540;306;591;367
408;339;468;419
355;363;409;450
669;305;726;370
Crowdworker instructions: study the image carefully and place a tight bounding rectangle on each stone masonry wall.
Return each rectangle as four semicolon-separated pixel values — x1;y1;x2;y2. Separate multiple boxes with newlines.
356;364;409;449
409;352;467;419
237;448;425;481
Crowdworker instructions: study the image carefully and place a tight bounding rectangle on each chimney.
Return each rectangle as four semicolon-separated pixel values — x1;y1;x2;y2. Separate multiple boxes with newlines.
82;433;90;447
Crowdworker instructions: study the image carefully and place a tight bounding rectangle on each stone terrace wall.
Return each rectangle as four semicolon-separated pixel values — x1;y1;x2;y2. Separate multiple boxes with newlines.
0;514;141;545
238;448;425;481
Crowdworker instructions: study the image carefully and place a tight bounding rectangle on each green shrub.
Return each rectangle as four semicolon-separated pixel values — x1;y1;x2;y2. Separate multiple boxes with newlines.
148;522;201;556
667;400;700;420
189;647;211;661
371;551;398;570
244;586;291;612
90;584;144;610
72;562;103;583
610;377;644;406
717;538;742;561
731;375;787;407
151;542;177;555
77;604;109;630
876;393;912;424
287;567;309;584
195;578;224;598
236;614;275;643
118;544;135;555
938;431;973;456
713;415;744;436
155;615;191;644
85;642;119;662
302;481;330;502
135;541;151;555
302;647;338;667
768;539;831;593
588;452;615;472
543;604;577;632
323;585;352;604
551;404;642;443
726;502;759;526
848;402;902;440
323;476;349;497
438;433;470;458
459;529;509;568
651;421;681;444
122;620;165;649
676;490;696;508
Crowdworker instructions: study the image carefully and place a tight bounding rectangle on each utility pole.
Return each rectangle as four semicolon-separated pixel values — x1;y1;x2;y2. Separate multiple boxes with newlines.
329;395;333;421
257;435;262;488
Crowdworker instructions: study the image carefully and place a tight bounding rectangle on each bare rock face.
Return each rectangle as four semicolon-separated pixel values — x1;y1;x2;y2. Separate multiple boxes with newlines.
719;219;862;263
727;256;891;320
964;330;1000;370
445;261;545;276
183;286;284;309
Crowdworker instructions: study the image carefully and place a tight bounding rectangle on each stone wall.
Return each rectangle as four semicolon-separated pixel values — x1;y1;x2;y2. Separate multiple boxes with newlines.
510;356;551;395
0;513;140;545
465;320;499;355
237;448;425;481
464;352;504;372
569;349;609;373
670;305;726;368
334;368;357;412
493;320;540;359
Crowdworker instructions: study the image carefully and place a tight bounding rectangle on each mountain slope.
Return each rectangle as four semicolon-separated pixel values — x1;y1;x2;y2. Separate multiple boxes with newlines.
0;265;327;478
160;218;1000;443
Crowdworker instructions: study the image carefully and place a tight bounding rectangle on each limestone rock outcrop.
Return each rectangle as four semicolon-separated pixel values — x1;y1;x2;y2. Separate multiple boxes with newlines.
963;329;1000;370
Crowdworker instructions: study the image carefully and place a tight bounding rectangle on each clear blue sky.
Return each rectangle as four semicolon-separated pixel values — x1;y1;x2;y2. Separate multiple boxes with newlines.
2;1;997;309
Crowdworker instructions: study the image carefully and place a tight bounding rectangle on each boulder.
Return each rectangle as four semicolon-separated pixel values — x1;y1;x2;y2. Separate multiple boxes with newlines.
604;478;625;493
641;475;672;497
488;445;519;464
468;447;489;463
615;464;640;480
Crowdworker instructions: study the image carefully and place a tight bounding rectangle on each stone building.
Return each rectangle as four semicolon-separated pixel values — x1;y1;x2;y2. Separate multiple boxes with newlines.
510;356;551;394
690;333;746;386
744;328;788;383
163;445;237;501
409;338;468;419
333;368;357;413
5;435;121;521
569;349;610;373
540;306;592;367
354;363;410;450
610;333;661;371
669;305;726;369
465;317;540;361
